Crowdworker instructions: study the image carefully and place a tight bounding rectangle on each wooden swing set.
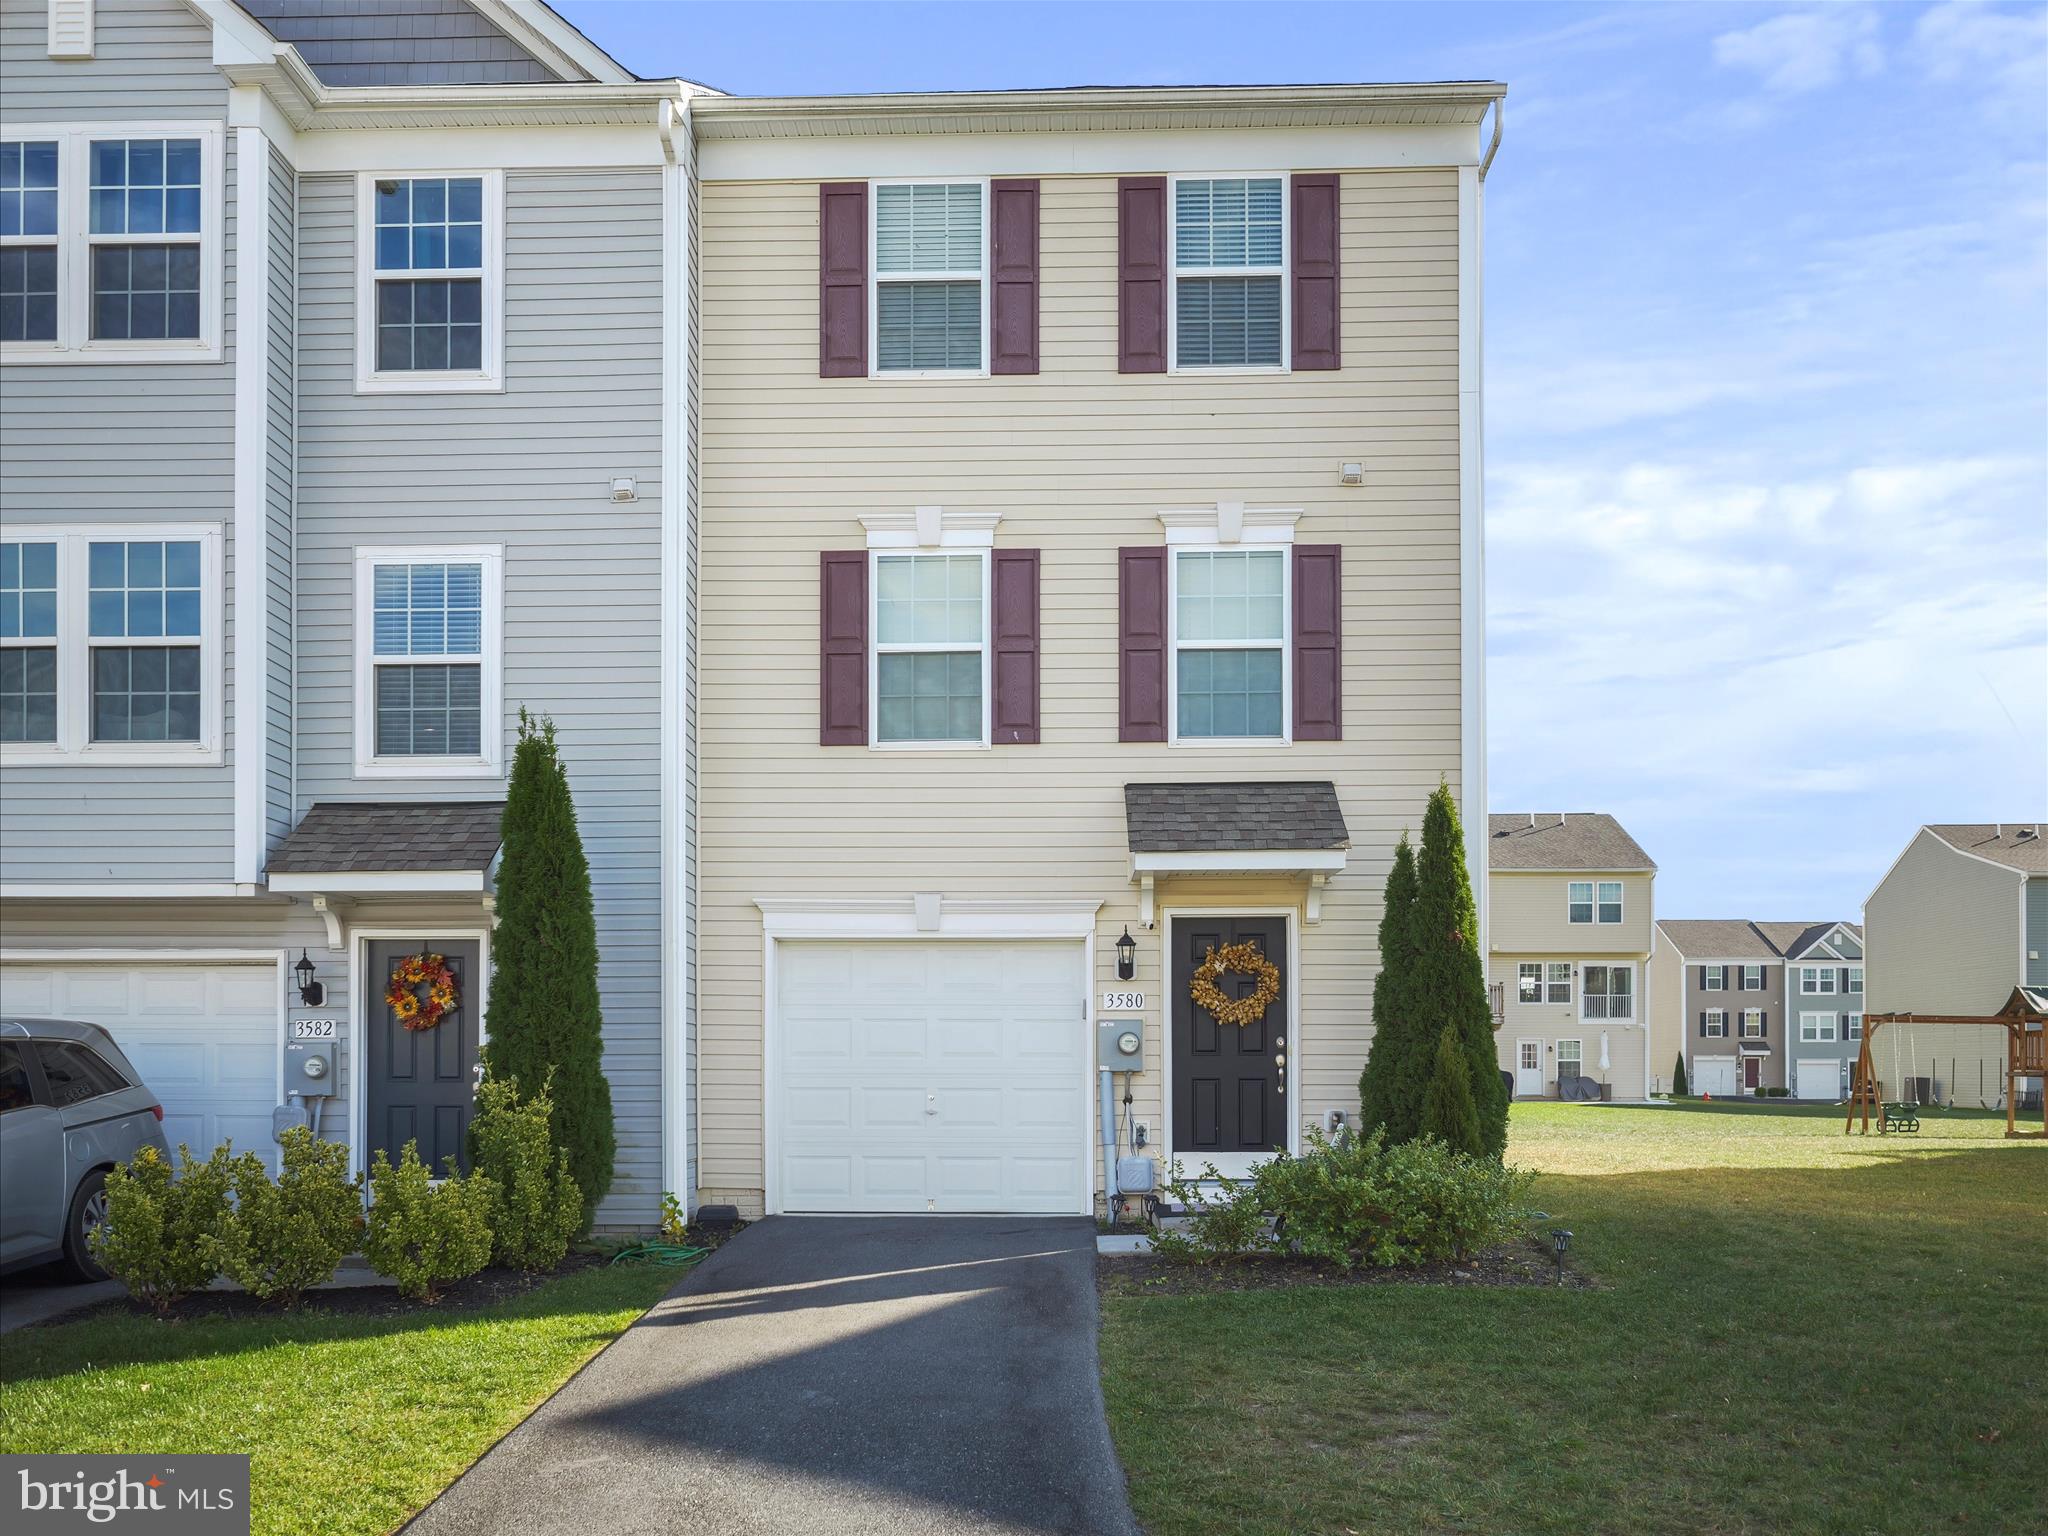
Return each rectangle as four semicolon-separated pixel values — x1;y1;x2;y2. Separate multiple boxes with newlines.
1846;986;2048;1139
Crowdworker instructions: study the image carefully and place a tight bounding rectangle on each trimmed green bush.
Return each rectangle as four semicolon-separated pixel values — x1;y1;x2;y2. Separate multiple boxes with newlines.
1420;1024;1485;1157
1410;781;1510;1158
92;1143;235;1315
472;1072;583;1272
1150;1163;1269;1263
1357;831;1420;1144
363;1142;494;1302
219;1128;363;1307
1672;1053;1689;1096
484;710;615;1234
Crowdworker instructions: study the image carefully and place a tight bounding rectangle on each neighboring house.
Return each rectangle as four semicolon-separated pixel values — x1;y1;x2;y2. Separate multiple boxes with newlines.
693;82;1504;1216
1769;921;1864;1102
1649;920;1787;1097
0;0;694;1225
1864;823;2047;1108
1487;815;1655;1101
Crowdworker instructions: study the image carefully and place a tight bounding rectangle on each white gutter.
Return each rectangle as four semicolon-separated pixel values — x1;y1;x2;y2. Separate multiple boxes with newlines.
1478;97;1505;180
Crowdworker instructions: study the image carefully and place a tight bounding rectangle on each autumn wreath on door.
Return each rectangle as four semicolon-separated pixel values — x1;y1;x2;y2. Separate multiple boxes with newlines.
387;950;461;1032
1190;940;1281;1027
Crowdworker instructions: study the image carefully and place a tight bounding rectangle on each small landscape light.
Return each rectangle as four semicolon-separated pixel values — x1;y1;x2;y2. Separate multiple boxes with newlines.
1549;1228;1572;1285
294;948;325;1008
1116;925;1137;982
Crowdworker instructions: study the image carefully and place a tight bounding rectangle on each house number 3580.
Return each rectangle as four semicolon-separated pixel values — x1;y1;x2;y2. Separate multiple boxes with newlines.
1100;991;1145;1012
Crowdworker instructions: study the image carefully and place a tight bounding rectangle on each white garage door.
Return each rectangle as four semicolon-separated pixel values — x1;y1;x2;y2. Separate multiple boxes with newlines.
773;941;1088;1214
1692;1057;1737;1096
0;962;278;1166
1795;1059;1841;1101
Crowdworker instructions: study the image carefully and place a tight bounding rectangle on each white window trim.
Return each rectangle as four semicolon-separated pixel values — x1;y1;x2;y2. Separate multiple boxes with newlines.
1567;880;1594;924
0;120;223;364
1596;879;1624;924
866;176;991;381
1703;964;1726;991
1165;533;1293;748
1516;961;1541;1004
1800;1011;1838;1043
866;546;991;752
1847;966;1863;994
1703;1009;1727;1038
1556;1037;1585;1077
351;544;504;779
1801;965;1836;995
1845;1011;1863;1041
1166;170;1291;375
1579;961;1633;1022
1741;963;1764;990
1;523;223;765
1546;961;1572;1004
1740;1008;1764;1039
353;169;505;394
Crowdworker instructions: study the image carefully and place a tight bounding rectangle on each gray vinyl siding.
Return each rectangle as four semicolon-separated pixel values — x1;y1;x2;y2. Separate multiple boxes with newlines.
0;0;227;119
266;144;297;854
2027;879;2047;988
292;168;667;1225
0;3;239;885
1786;957;1859;1091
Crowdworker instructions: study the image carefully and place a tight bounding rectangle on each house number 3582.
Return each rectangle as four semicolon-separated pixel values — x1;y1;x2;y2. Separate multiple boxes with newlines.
1100;991;1145;1012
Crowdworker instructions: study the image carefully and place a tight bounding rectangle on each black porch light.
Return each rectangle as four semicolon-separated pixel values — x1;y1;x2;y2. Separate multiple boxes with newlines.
1115;926;1137;982
1549;1228;1573;1285
294;948;326;1008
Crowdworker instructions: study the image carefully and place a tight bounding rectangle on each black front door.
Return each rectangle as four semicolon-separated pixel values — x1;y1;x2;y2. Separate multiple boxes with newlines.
1172;916;1287;1161
366;939;480;1175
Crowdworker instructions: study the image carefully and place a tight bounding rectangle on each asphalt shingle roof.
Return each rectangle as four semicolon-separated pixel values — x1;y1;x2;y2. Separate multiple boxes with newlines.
1925;824;2048;876
267;801;505;875
1657;919;1860;959
1487;814;1655;872
1124;782;1349;853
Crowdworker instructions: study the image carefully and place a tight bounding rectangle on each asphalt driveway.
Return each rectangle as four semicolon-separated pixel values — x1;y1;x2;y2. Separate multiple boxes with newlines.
404;1216;1137;1536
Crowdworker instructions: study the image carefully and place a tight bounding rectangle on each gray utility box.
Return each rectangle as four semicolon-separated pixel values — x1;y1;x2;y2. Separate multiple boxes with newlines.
1098;1019;1144;1072
283;1037;337;1098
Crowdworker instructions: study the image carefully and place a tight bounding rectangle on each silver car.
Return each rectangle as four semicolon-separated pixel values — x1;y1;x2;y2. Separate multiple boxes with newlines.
1;1018;171;1281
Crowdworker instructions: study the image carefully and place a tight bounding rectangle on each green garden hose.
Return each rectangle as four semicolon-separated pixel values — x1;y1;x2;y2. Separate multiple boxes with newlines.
609;1242;710;1268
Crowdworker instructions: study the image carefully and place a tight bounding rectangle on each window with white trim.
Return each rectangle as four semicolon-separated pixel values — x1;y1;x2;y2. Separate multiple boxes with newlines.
1582;964;1632;1020
1546;962;1571;1004
871;181;986;375
356;172;501;391
1;124;220;359
1597;880;1623;924
1517;963;1541;1004
1847;966;1863;995
1800;1011;1838;1043
1568;881;1594;924
1741;963;1764;990
872;551;988;745
1171;175;1285;370
1557;1038;1584;1082
1703;1009;1727;1038
1800;966;1835;995
1703;965;1726;991
353;548;503;776
1171;547;1286;741
1740;1009;1764;1039
1845;1012;1862;1041
0;525;220;760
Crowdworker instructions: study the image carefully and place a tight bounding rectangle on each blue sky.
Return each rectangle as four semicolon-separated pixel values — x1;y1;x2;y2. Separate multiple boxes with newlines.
563;1;2048;920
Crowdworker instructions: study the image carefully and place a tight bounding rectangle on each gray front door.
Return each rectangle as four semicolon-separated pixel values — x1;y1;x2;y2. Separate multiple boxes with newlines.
366;940;480;1175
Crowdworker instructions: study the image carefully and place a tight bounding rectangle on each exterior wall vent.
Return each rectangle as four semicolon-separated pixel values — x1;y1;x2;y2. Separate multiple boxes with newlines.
48;0;93;59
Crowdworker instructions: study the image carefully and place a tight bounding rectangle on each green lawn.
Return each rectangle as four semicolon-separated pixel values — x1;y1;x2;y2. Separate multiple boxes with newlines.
1100;1102;2047;1536
0;1263;676;1536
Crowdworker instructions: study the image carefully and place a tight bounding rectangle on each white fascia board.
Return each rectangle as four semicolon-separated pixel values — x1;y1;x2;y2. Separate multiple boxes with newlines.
1130;849;1349;875
266;870;487;894
0;883;261;900
471;0;635;85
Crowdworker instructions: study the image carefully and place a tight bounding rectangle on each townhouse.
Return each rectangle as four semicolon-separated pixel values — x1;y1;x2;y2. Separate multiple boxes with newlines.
1865;823;2046;1110
1487;814;1655;1101
1;0;694;1225
1650;919;1862;1099
4;0;1507;1223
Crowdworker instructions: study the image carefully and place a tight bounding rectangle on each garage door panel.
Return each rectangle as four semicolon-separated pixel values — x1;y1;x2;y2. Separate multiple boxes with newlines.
775;940;1086;1214
144;970;212;1014
1795;1060;1840;1099
1693;1058;1737;1096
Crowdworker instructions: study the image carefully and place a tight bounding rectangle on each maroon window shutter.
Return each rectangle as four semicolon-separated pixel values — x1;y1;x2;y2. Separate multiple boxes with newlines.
990;179;1039;376
819;551;867;745
1118;547;1167;741
1292;544;1342;740
992;549;1040;743
818;182;867;378
1291;173;1341;371
1117;176;1167;374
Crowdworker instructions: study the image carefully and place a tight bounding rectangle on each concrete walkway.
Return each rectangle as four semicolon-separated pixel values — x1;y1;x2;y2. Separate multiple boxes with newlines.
404;1216;1138;1536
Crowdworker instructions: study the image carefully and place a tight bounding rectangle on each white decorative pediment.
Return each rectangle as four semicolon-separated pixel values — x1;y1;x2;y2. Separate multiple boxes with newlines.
859;506;1003;549
1157;501;1301;546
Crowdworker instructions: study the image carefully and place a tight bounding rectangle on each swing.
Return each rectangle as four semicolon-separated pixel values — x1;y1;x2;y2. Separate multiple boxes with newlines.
1848;991;2048;1140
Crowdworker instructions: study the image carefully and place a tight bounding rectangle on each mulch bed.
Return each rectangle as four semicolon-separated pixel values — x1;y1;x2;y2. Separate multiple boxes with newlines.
1097;1237;1596;1296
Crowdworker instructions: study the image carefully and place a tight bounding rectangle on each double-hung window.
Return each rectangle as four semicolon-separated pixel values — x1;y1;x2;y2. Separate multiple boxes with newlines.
1847;966;1863;995
1;124;220;359
0;525;220;760
1703;965;1726;991
1517;963;1541;1004
871;181;986;375
1800;966;1835;995
1568;882;1595;924
1800;1012;1837;1043
1545;962;1572;1004
872;551;988;746
1596;881;1623;924
1741;963;1764;990
1845;1012;1862;1041
1170;175;1286;370
1172;547;1286;740
1582;964;1632;1020
1703;1009;1727;1038
357;172;500;391
353;548;502;776
1740;1009;1764;1039
1557;1039;1584;1083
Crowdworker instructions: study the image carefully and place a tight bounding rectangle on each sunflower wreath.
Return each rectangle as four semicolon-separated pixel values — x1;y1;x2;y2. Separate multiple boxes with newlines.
387;951;461;1033
1189;940;1281;1028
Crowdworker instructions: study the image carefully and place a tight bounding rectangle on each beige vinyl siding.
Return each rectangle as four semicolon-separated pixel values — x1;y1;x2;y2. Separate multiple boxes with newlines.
1866;829;2024;1017
1647;940;1684;1092
1490;954;1651;1099
698;169;1466;1212
1489;871;1653;957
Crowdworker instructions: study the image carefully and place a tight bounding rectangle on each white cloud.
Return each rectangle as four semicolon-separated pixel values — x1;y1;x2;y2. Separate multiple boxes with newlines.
1912;1;2048;129
1713;8;1884;94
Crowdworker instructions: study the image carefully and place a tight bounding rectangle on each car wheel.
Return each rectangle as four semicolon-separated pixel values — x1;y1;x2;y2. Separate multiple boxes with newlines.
61;1169;111;1283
